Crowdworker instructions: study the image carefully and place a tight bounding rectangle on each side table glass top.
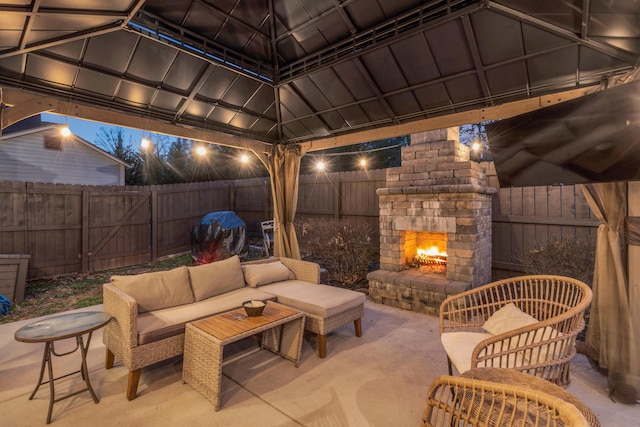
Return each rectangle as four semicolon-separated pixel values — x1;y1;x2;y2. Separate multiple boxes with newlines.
15;311;112;343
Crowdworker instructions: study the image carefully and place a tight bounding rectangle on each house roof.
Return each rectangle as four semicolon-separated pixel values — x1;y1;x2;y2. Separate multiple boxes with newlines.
1;115;130;167
0;1;638;147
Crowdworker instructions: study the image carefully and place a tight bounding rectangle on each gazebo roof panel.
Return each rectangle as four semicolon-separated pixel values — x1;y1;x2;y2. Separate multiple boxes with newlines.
0;0;637;146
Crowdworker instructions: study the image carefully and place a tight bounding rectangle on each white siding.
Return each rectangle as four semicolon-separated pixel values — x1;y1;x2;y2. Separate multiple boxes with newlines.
0;129;125;185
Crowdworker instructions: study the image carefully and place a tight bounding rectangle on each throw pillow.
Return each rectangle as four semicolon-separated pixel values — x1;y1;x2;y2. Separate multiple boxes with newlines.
242;261;295;287
188;255;246;301
482;302;538;336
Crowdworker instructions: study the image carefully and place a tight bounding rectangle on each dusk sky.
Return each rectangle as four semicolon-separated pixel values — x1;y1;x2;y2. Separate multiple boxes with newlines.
42;113;146;150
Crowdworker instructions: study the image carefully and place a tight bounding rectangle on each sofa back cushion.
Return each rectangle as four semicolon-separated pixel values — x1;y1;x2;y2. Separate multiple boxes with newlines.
188;255;246;301
111;266;193;313
242;261;295;287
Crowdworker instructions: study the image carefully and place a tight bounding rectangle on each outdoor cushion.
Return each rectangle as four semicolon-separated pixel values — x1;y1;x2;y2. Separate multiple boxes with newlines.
260;280;365;318
242;261;295;287
441;332;493;373
482;303;539;335
136;287;275;345
111;266;193;313
441;331;531;373
188;255;245;301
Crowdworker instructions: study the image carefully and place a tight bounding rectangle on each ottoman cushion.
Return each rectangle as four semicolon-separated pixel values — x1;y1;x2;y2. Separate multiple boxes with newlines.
261;280;365;318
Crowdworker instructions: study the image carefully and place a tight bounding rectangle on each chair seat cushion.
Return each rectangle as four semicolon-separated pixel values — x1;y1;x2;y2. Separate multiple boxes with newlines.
136;287;275;345
441;332;494;374
260;280;365;318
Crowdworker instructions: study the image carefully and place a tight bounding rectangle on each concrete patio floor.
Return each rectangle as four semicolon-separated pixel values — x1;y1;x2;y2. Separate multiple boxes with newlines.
1;300;636;426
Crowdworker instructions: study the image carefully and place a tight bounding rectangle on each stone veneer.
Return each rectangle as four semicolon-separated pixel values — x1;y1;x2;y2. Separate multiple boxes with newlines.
368;128;496;315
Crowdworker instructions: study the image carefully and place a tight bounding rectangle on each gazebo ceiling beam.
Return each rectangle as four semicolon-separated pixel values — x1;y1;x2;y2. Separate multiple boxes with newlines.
1;87;270;154
302;86;595;152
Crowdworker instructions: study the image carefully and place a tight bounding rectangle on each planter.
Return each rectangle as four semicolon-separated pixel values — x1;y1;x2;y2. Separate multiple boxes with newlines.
0;254;31;304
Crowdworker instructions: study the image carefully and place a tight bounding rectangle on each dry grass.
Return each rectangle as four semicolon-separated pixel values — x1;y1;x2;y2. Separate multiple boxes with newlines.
0;254;193;324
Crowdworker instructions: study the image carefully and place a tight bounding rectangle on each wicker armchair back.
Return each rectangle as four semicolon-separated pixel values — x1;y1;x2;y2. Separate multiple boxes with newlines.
421;375;589;426
439;275;592;386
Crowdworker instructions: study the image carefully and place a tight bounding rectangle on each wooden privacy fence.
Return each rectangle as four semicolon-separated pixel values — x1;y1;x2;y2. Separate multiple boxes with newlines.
0;165;598;280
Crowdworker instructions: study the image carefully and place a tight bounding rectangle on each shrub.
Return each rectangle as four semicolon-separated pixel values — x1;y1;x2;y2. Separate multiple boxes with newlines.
296;218;377;288
521;235;596;286
521;235;596;342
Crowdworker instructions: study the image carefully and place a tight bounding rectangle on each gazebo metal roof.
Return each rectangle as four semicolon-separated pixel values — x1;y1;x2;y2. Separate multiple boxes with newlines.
0;0;638;149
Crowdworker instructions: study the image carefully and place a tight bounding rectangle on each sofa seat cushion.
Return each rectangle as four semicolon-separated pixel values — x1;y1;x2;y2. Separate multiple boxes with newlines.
111;266;193;313
260;280;365;318
136;287;275;345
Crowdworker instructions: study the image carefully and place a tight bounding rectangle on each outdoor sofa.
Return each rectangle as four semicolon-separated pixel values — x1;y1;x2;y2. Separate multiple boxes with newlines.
102;255;365;400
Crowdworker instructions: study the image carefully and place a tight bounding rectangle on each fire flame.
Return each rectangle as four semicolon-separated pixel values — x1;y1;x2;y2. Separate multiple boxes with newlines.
416;246;447;258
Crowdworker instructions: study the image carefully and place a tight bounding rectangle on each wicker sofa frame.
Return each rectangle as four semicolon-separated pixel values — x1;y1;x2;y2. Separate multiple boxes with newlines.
421;374;589;426
439;275;592;386
103;257;363;400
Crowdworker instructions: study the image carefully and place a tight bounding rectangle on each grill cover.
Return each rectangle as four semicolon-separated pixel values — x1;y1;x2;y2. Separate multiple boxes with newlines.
191;211;248;264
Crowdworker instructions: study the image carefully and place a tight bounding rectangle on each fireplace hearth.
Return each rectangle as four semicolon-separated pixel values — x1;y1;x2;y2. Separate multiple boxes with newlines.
368;128;496;315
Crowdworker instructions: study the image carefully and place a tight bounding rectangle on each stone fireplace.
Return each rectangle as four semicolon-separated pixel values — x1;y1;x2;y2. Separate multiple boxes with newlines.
368;128;496;315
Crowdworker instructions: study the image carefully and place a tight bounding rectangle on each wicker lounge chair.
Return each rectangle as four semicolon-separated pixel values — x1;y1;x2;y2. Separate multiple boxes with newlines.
421;374;589;426
439;275;592;386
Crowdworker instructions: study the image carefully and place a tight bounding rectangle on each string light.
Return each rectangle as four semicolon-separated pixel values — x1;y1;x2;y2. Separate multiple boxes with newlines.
316;161;325;171
240;154;249;164
60;125;71;137
359;158;367;168
472;142;481;152
141;137;150;150
196;146;207;156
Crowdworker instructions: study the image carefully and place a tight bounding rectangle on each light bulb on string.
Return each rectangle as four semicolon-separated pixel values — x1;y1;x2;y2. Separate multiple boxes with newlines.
141;137;150;150
60;116;71;137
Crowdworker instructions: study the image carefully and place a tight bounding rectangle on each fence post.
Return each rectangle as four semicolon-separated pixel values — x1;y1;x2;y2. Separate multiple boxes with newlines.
81;188;89;272
229;181;235;211
334;173;341;219
151;185;158;262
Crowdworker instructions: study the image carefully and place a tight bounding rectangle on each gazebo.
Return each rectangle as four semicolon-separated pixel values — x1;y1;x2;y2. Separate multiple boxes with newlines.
1;0;639;402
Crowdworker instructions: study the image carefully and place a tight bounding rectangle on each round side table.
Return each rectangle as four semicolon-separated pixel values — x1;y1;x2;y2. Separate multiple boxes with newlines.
14;311;112;424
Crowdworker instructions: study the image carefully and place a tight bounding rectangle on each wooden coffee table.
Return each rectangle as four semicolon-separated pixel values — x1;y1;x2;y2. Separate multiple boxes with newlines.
182;301;305;410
